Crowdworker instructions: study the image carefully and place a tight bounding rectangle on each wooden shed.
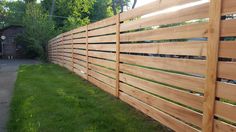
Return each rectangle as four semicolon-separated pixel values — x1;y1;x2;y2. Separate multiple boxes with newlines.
0;25;24;59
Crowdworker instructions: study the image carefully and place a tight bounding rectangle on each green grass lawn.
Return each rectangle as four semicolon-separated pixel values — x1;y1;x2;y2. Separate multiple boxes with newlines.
8;64;170;132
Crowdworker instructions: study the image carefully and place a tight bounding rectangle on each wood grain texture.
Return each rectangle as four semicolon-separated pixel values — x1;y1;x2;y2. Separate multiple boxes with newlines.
120;82;202;128
215;101;236;123
218;61;236;80
119;92;199;132
120;22;208;42
221;19;236;37
219;41;236;58
214;120;236;132
120;54;206;75
203;1;222;132
88;25;116;37
88;16;116;30
88;35;116;43
222;0;236;15
88;63;116;78
88;76;116;96
88;44;115;52
88;70;116;87
88;57;115;69
115;14;120;97
120;3;209;32
216;82;236;102
88;51;116;61
120;42;207;56
120;73;203;110
86;25;89;79
120;63;204;93
120;0;199;21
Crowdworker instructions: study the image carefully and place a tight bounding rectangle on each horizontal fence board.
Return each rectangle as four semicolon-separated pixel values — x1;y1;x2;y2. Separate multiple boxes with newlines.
88;64;116;78
120;82;202;128
222;0;236;15
218;62;236;80
120;63;204;93
119;92;199;132
88;44;115;51
120;54;206;75
215;101;236;123
120;0;199;21
214;120;236;132
88;70;116;87
63;45;73;48
120;23;208;42
88;25;116;37
74;49;86;55
88;51;115;60
120;3;208;32
73;38;86;43
120;42;207;56
120;73;203;110
216;82;236;102
74;68;86;79
74;54;87;61
221;19;236;37
71;26;86;34
73;32;86;39
88;76;116;96
220;41;236;58
64;48;72;52
88;16;116;30
74;63;87;73
64;35;72;41
64;40;73;44
74;59;86;68
88;35;116;43
73;44;86;49
88;57;115;69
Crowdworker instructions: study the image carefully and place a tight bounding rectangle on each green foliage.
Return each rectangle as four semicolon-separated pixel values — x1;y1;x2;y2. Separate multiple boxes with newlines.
20;3;57;60
89;0;113;22
8;64;170;132
1;0;135;60
41;0;95;31
0;0;7;28
4;1;26;26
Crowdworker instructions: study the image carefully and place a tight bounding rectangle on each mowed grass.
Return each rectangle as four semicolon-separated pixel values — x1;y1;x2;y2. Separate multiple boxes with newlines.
8;64;170;132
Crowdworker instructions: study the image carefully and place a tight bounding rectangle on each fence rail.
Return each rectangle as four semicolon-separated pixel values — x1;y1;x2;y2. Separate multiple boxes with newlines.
48;0;236;131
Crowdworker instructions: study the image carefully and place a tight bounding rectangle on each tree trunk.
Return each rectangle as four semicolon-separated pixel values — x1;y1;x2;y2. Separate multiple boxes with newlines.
132;0;137;9
112;0;117;15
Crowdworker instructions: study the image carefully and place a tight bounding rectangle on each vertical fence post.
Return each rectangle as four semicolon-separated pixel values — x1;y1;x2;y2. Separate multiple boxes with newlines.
47;43;49;61
71;32;74;72
86;25;89;80
202;0;222;132
115;13;120;97
62;35;65;67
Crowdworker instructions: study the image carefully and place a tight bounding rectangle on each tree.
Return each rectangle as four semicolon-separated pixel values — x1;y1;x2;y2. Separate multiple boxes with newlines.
41;0;95;31
24;0;37;3
5;1;26;26
0;0;8;28
20;3;57;59
89;0;113;22
111;0;137;15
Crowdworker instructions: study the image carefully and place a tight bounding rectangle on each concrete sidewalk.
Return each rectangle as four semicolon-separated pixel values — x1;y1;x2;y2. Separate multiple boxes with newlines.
0;59;39;132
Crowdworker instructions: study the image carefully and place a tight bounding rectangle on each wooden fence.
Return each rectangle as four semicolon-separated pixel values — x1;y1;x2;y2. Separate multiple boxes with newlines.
48;0;236;131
